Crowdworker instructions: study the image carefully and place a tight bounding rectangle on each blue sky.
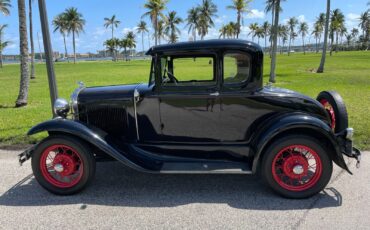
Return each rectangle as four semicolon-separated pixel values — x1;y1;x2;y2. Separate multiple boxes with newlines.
1;0;368;54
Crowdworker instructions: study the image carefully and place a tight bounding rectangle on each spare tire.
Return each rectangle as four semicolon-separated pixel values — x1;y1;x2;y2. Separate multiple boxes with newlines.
317;91;348;133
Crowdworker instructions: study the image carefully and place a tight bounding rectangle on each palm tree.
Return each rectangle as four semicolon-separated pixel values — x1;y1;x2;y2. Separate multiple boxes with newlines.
248;23;259;42
64;7;85;64
186;7;200;41
0;0;11;15
16;0;29;107
136;21;148;56
278;24;288;54
317;0;330;73
164;11;183;44
157;20;165;44
312;23;322;53
0;24;10;68
315;13;326;50
104;15;120;61
226;0;252;39
197;0;218;40
27;0;36;79
125;31;136;58
119;38;129;61
255;27;264;45
142;0;168;46
269;0;281;83
287;17;298;55
104;38;119;61
53;13;69;62
265;0;285;55
261;21;270;51
330;9;345;53
298;22;309;54
345;34;352;47
219;25;228;39
358;11;369;49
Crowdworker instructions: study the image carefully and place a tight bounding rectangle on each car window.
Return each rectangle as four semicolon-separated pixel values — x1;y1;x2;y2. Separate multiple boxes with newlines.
160;56;215;87
223;52;250;84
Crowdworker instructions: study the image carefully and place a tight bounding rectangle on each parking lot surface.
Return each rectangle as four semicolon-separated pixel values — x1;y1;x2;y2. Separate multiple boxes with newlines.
0;149;369;230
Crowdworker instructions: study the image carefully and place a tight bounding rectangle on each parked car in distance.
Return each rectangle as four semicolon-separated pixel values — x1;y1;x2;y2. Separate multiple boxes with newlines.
19;40;361;198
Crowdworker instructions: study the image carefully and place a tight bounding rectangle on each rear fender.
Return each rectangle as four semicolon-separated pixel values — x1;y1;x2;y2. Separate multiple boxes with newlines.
27;118;152;173
251;113;350;173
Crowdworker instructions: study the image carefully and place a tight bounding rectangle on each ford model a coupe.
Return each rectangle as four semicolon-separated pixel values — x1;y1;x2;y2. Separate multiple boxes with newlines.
19;40;361;198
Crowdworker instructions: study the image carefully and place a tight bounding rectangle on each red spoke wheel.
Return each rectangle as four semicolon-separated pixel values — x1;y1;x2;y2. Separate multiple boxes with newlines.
317;91;348;133
32;136;95;195
262;135;332;199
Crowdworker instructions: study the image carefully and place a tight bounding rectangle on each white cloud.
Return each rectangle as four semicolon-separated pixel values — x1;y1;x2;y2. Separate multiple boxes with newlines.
346;13;360;29
215;15;228;24
347;13;360;21
297;15;305;23
246;9;265;19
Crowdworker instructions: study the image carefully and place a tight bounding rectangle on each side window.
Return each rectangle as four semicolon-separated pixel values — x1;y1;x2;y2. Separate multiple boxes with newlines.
160;56;215;87
149;58;155;85
223;52;251;84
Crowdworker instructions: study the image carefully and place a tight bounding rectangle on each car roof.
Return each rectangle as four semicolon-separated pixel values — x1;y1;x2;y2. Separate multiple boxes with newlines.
146;39;263;55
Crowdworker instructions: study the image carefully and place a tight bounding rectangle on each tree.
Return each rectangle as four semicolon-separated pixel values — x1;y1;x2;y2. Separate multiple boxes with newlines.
248;22;259;42
315;13;326;51
269;0;280;83
277;24;288;53
287;17;298;55
53;13;69;62
317;0;330;73
261;21;270;51
186;7;200;41
358;11;369;50
104;15;120;61
312;23;322;53
164;11;182;44
220;22;237;39
15;0;29;107
265;0;284;55
330;9;345;54
298;22;309;54
28;0;35;79
119;38;129;61
226;0;252;38
142;0;168;46
255;27;264;44
104;38;119;61
136;21;148;56
0;24;10;68
157;20;165;44
0;0;11;16
197;0;218;40
125;31;136;58
345;34;352;47
64;7;85;64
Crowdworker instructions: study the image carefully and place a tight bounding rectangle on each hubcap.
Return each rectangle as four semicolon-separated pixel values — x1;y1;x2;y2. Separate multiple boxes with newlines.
54;163;64;173
293;165;304;175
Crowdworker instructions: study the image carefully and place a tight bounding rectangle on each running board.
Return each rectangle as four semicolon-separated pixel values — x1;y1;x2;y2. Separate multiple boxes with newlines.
160;162;252;174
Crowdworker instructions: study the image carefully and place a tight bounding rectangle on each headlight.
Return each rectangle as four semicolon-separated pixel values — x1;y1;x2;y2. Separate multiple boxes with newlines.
54;98;70;117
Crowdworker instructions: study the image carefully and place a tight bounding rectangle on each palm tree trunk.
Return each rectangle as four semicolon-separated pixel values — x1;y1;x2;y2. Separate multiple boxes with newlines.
335;31;339;53
63;34;69;63
142;31;144;56
269;0;280;83
0;34;3;68
236;12;241;39
288;37;291;56
317;0;330;73
154;17;158;46
148;32;151;48
270;3;275;58
72;30;76;64
37;31;43;62
303;36;305;54
16;0;30;107
29;0;35;79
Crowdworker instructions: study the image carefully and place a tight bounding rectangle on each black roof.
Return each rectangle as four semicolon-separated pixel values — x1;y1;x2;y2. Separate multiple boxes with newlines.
146;39;262;55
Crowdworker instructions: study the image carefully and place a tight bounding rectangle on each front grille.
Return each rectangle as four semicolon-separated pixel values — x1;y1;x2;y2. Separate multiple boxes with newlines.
80;105;127;136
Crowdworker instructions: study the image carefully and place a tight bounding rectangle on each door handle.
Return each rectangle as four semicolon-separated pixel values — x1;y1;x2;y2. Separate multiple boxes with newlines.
209;92;220;96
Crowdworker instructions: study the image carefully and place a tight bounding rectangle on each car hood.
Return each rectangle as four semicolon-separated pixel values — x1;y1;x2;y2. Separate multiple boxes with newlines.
78;84;143;103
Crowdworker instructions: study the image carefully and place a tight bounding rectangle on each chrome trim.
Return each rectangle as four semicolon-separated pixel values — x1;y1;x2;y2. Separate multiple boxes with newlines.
133;88;140;141
70;82;85;120
54;98;70;117
346;128;354;140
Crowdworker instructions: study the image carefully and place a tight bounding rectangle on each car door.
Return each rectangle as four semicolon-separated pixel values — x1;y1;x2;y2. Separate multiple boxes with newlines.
157;54;222;143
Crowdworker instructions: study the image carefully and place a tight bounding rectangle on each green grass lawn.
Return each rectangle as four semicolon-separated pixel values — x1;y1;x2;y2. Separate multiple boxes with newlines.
0;51;369;149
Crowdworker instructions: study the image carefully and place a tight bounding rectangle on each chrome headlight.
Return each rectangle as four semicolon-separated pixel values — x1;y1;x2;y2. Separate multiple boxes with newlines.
54;98;70;117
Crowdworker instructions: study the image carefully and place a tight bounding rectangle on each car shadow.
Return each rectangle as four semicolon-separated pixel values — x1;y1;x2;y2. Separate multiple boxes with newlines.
0;162;342;210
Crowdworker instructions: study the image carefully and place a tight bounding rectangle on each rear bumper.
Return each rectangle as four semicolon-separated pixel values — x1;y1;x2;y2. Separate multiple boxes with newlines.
337;128;362;169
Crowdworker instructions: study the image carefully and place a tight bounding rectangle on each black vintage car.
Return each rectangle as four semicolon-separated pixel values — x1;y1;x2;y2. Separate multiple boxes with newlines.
20;40;361;198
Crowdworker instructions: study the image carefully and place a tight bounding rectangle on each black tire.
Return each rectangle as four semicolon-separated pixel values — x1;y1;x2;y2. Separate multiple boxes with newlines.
31;135;96;195
317;91;348;133
261;135;333;199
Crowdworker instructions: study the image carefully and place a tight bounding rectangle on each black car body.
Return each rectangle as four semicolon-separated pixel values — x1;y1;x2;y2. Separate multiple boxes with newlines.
20;40;361;198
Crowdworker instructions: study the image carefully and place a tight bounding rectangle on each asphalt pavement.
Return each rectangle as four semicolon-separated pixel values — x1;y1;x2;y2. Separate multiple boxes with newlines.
0;149;368;230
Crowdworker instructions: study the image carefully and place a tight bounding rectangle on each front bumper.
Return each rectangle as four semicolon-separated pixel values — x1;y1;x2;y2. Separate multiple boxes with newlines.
337;128;362;169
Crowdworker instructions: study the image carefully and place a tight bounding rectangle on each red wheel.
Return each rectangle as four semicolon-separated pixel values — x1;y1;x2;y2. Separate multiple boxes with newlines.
319;99;336;130
317;91;348;133
32;136;95;195
40;145;84;188
271;145;322;192
261;135;332;198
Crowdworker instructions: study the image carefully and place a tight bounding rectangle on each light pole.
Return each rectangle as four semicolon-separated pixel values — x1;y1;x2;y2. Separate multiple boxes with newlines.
38;0;58;117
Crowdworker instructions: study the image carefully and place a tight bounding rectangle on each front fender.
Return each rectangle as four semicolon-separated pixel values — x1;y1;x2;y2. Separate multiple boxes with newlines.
251;113;349;173
28;118;152;173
